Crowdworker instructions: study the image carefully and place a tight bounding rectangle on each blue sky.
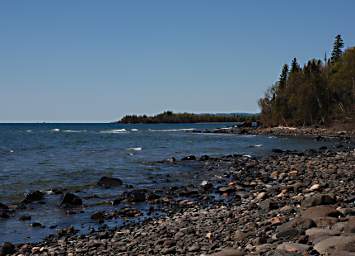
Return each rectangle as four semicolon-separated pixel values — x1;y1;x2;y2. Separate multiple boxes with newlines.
1;0;355;122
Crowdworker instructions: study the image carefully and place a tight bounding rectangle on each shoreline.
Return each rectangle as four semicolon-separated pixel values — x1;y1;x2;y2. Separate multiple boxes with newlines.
192;126;355;141
2;143;354;255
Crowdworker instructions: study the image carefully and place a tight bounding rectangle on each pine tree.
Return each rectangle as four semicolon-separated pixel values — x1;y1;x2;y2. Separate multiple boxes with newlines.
279;64;289;88
331;34;344;63
290;58;300;73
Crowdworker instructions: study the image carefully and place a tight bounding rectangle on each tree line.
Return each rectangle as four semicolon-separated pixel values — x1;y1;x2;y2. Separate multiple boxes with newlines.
119;111;258;123
258;35;355;127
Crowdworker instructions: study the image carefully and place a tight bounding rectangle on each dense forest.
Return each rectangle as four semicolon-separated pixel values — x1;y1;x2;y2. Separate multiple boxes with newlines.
119;111;258;123
259;35;355;127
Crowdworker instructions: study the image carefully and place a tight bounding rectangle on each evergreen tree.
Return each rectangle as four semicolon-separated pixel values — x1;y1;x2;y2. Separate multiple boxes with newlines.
290;58;300;73
331;34;344;63
279;64;289;88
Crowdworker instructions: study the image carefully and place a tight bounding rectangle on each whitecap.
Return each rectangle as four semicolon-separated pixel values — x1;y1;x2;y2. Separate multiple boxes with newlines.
127;147;142;151
63;129;87;133
26;129;32;133
148;128;195;132
131;128;138;132
10;150;14;153
243;154;252;158
100;129;128;134
254;144;262;147
51;128;60;132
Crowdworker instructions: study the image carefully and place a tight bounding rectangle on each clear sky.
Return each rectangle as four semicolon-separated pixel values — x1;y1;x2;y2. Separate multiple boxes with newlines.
1;0;355;122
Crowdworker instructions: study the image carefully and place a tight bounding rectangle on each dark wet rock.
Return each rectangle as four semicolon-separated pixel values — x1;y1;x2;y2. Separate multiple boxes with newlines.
200;180;213;191
60;193;82;207
0;211;9;219
276;217;316;239
177;187;199;197
21;190;45;204
301;194;336;208
0;203;8;210
19;215;31;221
199;155;210;161
48;188;64;195
181;155;196;161
91;211;105;222
97;176;123;188
115;189;147;203
272;148;284;154
0;242;15;256
117;207;142;217
57;226;78;238
31;222;44;228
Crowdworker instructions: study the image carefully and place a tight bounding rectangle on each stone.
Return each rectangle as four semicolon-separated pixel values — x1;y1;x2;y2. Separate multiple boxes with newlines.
21;191;45;204
301;194;336;208
19;215;31;221
91;211;105;222
97;176;123;188
0;242;15;255
181;155;196;161
60;193;83;207
301;205;342;220
211;248;245;256
276;242;310;254
314;235;355;255
276;217;316;239
305;228;340;243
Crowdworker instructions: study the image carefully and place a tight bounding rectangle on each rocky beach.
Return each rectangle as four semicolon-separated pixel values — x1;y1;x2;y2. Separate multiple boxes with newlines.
1;133;354;256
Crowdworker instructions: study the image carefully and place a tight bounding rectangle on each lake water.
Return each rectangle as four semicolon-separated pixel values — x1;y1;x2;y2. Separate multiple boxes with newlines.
0;123;333;243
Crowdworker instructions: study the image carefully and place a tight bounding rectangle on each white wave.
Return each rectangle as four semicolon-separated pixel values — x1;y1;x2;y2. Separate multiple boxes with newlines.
148;128;195;132
63;129;87;133
131;128;138;132
51;128;60;132
127;147;142;151
10;150;14;153
268;136;277;139
243;154;252;158
100;129;128;134
26;129;32;133
254;144;262;147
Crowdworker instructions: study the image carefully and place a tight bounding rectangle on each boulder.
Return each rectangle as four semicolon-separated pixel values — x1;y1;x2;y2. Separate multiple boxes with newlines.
97;176;123;188
117;207;142;217
314;235;355;255
201;180;213;191
199;155;210;161
211;248;245;256
181;155;196;161
305;228;340;243
114;189;149;204
276;217;316;239
301;194;336;208
276;242;310;254
91;211;105;222
301;205;342;220
19;215;31;221
21;191;45;204
0;203;8;210
0;242;15;256
60;193;82;207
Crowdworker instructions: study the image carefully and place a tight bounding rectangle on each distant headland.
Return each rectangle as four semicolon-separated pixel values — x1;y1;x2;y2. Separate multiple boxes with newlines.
117;111;259;124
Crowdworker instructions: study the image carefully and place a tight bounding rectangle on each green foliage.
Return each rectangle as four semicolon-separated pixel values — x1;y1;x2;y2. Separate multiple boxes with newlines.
119;111;259;123
331;34;344;63
259;35;354;127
